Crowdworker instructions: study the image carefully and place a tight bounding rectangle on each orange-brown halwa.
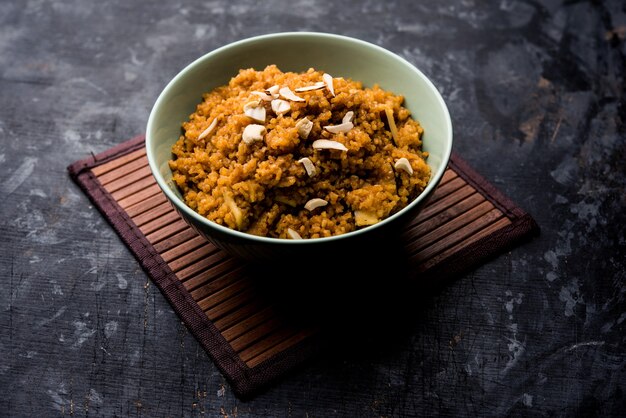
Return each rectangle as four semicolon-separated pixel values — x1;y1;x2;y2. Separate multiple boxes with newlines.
169;65;430;239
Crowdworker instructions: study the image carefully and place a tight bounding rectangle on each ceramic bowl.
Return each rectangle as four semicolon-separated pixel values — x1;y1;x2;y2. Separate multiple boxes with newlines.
146;32;453;263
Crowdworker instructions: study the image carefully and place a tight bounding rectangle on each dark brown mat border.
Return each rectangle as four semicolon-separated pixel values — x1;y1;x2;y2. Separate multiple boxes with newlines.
67;135;539;399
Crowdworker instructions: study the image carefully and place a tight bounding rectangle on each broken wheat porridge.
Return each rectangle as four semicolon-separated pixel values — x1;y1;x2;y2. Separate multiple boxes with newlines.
169;65;430;239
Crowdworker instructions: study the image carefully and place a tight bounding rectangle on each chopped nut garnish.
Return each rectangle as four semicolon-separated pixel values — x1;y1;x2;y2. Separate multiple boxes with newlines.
271;99;291;115
198;117;218;140
312;139;348;151
394;157;414;175
297;157;317;176
266;85;280;97
384;107;399;146
354;210;379;226
342;111;354;124
242;124;266;144
287;228;303;239
323;73;335;96
279;86;305;102
243;100;266;122
244;99;260;108
251;91;274;101
324;122;353;134
295;82;326;92
223;193;243;229
295;117;313;139
304;198;328;211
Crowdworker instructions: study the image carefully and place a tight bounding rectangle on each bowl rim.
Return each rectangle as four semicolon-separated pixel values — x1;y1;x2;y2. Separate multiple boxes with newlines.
146;31;453;246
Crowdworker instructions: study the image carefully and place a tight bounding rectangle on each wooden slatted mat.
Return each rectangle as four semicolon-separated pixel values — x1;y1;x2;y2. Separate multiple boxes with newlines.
68;135;539;399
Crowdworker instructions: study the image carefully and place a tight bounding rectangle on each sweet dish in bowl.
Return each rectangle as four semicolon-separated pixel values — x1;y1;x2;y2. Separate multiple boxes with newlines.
146;32;453;262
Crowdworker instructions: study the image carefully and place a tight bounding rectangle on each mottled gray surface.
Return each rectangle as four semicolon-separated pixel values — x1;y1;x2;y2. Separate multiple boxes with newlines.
1;0;625;416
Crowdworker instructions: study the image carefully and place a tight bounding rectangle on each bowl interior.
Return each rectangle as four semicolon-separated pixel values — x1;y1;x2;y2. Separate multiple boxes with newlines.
147;32;452;241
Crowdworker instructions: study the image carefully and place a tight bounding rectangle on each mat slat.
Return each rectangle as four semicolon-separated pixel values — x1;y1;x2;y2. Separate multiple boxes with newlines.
440;168;458;184
204;286;258;321
126;193;169;219
418;216;513;272
214;299;273;332
132;201;176;228
246;330;315;368
406;193;490;244
98;158;151;187
221;306;276;342
405;201;494;254
238;327;302;364
145;219;190;244
138;210;181;236
407;185;476;228
161;235;209;263
117;183;163;209
230;315;286;352
169;243;222;273
90;147;146;176
188;261;244;301
413;208;504;264
184;259;242;295
176;250;233;283
426;176;465;204
153;228;199;254
110;175;157;201
199;277;253;314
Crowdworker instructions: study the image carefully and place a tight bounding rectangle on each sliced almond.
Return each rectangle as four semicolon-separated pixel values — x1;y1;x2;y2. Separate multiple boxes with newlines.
251;91;274;101
394;157;414;175
279;86;305;102
271;99;291;115
354;210;379;226
198;117;218;140
287;228;303;239
266;85;280;96
342;111;354;124
223;193;244;229
242;124;266;145
297;157;317;177
243;99;260;107
323;73;335;96
295;117;313;139
324;122;353;134
295;82;326;92
243;100;266;123
304;198;328;211
384;107;399;146
312;139;348;151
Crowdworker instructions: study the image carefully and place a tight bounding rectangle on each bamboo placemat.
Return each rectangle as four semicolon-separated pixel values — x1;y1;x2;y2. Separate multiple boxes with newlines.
67;135;539;399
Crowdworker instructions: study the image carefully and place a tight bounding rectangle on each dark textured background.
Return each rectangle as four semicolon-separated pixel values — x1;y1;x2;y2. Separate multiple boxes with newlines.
1;0;624;416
